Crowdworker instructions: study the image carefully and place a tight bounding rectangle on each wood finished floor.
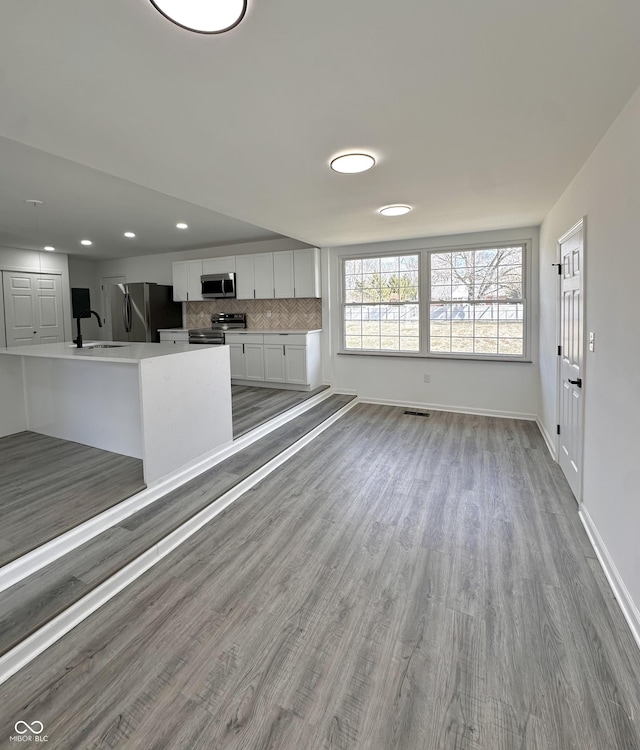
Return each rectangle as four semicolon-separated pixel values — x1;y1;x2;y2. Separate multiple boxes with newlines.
1;405;640;749
0;395;355;658
232;384;329;437
0;386;324;568
0;432;145;566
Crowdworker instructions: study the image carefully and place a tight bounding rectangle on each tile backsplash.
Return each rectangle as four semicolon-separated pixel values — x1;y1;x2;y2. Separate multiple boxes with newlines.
186;298;322;331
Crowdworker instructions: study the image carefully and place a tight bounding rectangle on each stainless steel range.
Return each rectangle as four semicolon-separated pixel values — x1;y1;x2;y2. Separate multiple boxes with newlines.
188;312;247;345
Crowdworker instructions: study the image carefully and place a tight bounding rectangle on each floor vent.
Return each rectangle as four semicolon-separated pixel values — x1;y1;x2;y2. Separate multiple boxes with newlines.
403;410;430;417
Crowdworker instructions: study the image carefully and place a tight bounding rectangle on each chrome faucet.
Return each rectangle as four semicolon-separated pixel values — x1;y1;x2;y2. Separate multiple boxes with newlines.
74;309;102;348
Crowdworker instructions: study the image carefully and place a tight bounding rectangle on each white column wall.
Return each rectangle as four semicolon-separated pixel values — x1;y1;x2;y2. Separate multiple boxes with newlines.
539;84;640;621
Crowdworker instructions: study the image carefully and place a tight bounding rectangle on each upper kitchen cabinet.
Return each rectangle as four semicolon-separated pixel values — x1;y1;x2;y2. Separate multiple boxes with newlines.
293;248;321;298
202;256;236;275
273;248;321;298
273;251;294;298
236;253;275;300
172;260;203;302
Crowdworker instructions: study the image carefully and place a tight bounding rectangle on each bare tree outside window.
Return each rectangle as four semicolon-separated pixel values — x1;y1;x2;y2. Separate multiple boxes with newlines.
343;255;420;351
341;245;527;358
430;246;525;355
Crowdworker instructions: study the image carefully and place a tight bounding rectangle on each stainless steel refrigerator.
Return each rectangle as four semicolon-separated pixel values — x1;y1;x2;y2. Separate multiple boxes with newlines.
109;283;182;342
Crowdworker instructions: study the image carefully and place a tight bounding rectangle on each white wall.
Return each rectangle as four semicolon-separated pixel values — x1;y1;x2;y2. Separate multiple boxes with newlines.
0;247;72;341
323;227;540;419
68;258;103;340
539;83;640;624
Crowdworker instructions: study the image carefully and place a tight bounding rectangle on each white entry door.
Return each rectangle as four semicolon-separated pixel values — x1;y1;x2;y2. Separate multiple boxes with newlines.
558;221;584;502
2;271;64;346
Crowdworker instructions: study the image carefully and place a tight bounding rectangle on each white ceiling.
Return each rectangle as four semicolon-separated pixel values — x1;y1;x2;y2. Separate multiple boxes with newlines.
1;0;640;259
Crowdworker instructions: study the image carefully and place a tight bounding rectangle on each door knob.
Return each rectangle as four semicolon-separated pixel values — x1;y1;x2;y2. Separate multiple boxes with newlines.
568;378;582;388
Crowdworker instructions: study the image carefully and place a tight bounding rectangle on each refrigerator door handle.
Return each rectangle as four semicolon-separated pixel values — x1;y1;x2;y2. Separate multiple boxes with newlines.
121;294;128;333
127;295;132;333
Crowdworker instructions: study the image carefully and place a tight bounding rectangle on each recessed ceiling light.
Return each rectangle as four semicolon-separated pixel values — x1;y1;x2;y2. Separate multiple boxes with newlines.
378;204;412;217
124;232;136;238
330;153;376;174
43;246;55;252
80;239;93;246
149;0;247;34
176;222;188;229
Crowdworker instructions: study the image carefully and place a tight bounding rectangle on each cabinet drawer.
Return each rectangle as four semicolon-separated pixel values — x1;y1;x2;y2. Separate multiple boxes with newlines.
159;331;188;343
262;333;307;346
225;333;264;345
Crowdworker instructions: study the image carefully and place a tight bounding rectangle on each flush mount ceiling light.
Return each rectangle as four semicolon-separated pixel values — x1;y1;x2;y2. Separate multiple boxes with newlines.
149;0;247;34
378;204;412;217
80;239;93;246
176;222;189;229
330;153;376;174
124;232;136;238
44;246;55;252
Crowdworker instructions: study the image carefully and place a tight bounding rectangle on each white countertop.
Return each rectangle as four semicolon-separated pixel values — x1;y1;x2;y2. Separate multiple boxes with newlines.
227;329;322;334
0;341;218;364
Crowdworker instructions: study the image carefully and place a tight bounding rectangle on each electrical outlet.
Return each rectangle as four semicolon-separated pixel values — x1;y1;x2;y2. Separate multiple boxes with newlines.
423;374;431;384
589;331;595;352
266;310;272;318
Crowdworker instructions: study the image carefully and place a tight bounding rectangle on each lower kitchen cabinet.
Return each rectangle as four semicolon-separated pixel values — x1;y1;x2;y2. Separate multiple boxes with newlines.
265;343;307;385
158;330;189;344
228;335;265;381
226;331;321;390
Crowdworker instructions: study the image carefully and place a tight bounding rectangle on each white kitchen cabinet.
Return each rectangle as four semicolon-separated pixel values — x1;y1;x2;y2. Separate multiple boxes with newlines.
253;254;274;299
235;253;274;299
244;344;265;380
226;333;265;380
229;331;320;390
293;248;321;298
202;256;236;275
235;255;255;300
228;343;245;378
159;329;189;344
264;342;308;384
264;344;287;382
284;345;308;384
273;251;294;298
187;260;203;301
171;261;188;301
172;260;203;301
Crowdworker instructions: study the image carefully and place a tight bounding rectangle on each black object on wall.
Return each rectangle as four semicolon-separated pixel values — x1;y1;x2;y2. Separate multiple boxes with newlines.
71;288;91;318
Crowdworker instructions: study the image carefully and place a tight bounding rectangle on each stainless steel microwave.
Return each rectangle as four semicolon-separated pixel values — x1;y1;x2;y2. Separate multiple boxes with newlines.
201;273;236;299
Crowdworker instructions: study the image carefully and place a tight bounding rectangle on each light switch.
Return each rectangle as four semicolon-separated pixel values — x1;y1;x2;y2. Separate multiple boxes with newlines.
589;331;595;352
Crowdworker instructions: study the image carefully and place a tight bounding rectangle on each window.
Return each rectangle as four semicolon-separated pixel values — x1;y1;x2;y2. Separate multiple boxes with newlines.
341;243;527;359
429;246;525;357
343;254;420;352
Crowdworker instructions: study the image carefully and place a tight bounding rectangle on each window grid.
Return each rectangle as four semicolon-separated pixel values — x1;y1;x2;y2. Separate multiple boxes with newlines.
428;245;525;357
340;243;528;360
343;254;420;352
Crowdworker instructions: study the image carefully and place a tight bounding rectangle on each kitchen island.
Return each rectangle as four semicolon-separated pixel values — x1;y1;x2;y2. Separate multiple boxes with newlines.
0;341;232;484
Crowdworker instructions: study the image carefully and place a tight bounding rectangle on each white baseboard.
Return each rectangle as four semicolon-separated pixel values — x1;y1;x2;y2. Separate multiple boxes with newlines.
357;396;537;421
0;386;339;594
536;417;557;460
579;506;640;653
0;397;359;687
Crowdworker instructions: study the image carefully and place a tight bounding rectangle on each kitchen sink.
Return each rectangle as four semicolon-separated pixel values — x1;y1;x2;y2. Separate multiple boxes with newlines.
69;343;128;349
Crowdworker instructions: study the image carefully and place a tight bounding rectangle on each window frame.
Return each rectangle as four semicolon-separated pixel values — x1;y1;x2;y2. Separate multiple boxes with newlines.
339;241;531;362
341;251;422;355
